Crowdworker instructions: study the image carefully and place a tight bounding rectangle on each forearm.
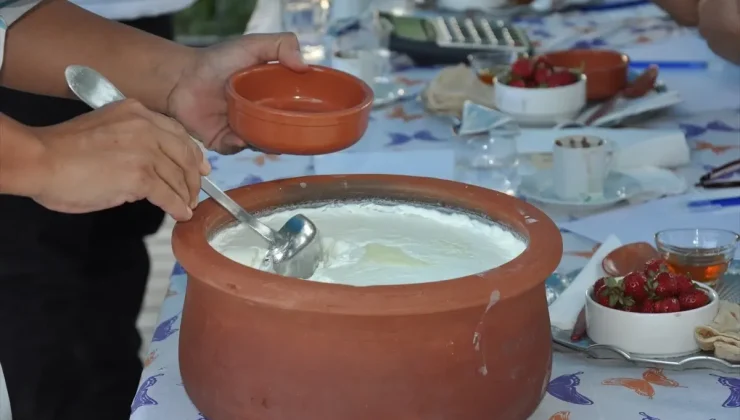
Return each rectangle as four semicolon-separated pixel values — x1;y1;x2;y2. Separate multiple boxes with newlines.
0;0;197;114
0;114;46;197
652;0;700;26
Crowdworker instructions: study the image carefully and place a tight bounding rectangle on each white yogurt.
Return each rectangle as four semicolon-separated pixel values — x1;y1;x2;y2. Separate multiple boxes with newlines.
209;202;526;286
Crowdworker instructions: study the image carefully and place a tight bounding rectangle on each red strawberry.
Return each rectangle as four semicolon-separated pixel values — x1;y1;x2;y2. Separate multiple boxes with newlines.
534;56;554;70
678;290;710;311
593;277;607;294
674;273;695;295
621;304;638;312
644;258;667;276
508;79;526;88
533;67;552;84
654;297;681;313
546;71;577;87
510;58;534;79
640;299;656;313
622;271;649;302
652;272;677;298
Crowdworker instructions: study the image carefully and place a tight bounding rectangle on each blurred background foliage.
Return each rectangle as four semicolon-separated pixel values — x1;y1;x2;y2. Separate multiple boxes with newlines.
174;0;258;38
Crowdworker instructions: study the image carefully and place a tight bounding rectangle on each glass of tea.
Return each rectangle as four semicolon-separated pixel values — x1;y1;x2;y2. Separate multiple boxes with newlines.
467;51;524;86
655;228;739;286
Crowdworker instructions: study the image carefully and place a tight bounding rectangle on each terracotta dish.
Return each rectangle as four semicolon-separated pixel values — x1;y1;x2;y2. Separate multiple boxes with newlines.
173;175;562;420
602;242;661;277
542;49;629;101
226;64;374;155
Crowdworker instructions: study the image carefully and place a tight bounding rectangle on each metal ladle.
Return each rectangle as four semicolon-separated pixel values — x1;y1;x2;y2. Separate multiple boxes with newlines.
64;65;323;279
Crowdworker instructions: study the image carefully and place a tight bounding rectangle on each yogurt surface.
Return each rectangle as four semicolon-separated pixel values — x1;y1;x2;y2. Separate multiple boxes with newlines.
209;201;526;286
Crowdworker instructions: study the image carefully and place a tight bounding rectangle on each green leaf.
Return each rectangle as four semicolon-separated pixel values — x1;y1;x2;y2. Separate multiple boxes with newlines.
608;294;619;307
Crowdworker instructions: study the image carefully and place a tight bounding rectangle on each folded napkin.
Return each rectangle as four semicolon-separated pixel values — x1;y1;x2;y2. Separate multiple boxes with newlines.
695;300;740;362
420;65;496;116
549;235;623;331
516;128;690;170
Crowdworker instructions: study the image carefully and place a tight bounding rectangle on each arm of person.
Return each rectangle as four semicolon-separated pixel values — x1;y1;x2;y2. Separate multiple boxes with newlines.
0;114;46;197
698;0;740;65
0;0;196;114
651;0;699;26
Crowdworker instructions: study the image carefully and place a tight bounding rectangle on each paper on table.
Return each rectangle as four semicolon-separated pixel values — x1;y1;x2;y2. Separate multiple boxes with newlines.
313;149;456;180
516;128;689;170
549;235;623;331
560;192;740;258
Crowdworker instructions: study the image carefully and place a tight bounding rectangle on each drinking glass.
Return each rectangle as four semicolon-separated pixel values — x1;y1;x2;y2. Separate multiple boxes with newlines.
655;228;739;286
455;123;520;195
282;0;330;63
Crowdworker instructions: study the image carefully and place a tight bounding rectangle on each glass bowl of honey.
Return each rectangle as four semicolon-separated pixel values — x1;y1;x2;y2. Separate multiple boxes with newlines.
467;51;525;86
655;228;739;286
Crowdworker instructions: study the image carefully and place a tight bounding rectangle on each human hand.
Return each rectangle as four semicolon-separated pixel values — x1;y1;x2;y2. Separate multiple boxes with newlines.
31;99;209;221
167;33;308;155
698;0;740;65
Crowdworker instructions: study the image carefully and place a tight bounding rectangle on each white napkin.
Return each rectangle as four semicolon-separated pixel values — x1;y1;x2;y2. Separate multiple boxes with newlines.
549;235;623;331
0;362;11;420
516;128;690;170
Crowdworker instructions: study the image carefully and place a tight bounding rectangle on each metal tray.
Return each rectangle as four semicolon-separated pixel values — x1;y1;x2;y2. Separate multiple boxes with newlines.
547;260;740;374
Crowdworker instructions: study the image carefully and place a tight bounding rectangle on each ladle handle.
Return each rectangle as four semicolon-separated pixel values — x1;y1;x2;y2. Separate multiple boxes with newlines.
198;176;277;243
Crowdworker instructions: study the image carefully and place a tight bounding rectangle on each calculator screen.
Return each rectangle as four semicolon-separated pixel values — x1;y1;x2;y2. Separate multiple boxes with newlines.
386;16;435;42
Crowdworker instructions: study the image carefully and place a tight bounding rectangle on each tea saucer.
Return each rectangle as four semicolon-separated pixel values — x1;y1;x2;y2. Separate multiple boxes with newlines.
372;77;408;107
519;171;643;208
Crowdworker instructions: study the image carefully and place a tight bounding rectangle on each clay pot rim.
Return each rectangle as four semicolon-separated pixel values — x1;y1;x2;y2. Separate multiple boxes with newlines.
543;49;630;73
225;64;374;124
172;175;562;316
228;104;363;128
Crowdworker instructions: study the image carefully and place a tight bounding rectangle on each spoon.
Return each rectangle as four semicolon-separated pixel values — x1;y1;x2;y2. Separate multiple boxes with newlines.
583;65;659;126
64;65;323;280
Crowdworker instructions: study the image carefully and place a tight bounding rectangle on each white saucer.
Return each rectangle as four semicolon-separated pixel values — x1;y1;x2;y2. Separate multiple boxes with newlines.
372;77;408;107
519;171;643;208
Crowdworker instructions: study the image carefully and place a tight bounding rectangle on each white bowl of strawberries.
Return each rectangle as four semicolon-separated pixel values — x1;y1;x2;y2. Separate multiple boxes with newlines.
585;258;719;358
493;56;586;126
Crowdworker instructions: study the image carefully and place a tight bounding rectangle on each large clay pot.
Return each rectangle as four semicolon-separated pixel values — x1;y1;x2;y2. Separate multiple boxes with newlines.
173;175;562;420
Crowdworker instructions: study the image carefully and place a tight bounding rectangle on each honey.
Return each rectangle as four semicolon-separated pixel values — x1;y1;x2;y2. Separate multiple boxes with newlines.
663;250;729;286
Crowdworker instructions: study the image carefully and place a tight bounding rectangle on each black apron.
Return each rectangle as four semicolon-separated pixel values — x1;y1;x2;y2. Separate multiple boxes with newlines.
0;15;172;420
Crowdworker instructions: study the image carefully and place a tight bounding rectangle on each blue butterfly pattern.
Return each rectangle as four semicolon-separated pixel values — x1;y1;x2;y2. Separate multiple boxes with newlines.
679;123;707;138
547;371;594;405
680;120;740;138
639;413;660;420
172;262;186;276
706;120;740;133
238;174;264;187
207;155;220;171
710;374;740;408
571;38;608;50
386;130;443;147
131;373;164;414
152;314;180;343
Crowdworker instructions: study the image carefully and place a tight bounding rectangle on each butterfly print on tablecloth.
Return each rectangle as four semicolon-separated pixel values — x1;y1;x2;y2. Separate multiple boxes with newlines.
601;368;684;399
547;371;594;405
710;374;740;408
386;130;443;147
549;411;570;420
131;373;164;414
207;155;219;171
172;262;186;276
152;314;180;343
680;120;740;138
694;140;740;155
237;174;264;187
386;105;423;122
395;76;423;87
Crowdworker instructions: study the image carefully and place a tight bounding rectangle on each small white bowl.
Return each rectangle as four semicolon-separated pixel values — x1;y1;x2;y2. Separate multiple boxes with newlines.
493;72;587;126
585;282;719;358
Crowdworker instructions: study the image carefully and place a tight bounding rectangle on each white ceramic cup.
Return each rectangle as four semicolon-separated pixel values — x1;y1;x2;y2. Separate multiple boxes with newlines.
552;135;612;201
331;48;391;86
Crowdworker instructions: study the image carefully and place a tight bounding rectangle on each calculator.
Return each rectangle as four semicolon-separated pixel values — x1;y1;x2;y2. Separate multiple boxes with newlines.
380;12;533;66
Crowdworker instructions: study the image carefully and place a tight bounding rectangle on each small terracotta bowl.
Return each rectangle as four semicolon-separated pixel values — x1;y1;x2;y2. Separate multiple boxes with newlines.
541;49;629;101
226;64;374;155
585;281;719;357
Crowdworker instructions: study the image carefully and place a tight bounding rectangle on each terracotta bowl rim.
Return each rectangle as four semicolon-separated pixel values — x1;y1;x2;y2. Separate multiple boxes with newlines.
226;64;374;122
228;104;365;128
172;175;562;316
542;49;630;73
